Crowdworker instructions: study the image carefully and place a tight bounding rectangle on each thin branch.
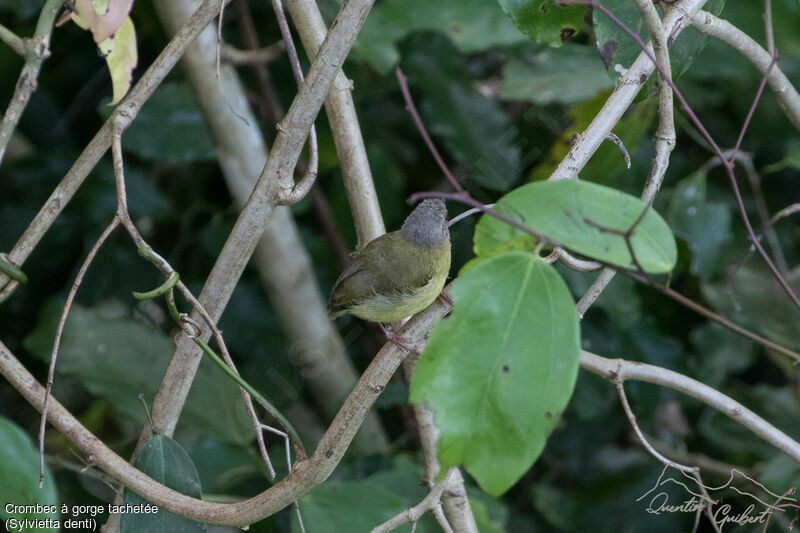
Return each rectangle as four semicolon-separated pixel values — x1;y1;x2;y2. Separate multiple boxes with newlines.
269;0;319;205
221;41;285;65
763;0;775;57
0;23;26;56
370;469;456;533
731;52;777;158
0;0;66;165
624;270;800;362
615;382;721;532
396;67;464;193
606;132;631;169
39;216;120;487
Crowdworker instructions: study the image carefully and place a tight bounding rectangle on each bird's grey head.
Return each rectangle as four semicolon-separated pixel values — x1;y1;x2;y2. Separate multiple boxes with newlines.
401;199;449;245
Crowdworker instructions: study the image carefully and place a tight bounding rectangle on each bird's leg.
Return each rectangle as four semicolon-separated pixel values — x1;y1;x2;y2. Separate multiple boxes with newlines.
436;291;454;306
378;323;410;351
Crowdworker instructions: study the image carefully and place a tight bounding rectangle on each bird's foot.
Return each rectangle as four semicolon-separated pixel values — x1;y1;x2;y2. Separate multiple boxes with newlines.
436;291;454;306
378;323;410;351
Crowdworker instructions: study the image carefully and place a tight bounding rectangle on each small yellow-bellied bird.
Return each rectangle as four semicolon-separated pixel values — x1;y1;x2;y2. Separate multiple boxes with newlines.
328;199;451;343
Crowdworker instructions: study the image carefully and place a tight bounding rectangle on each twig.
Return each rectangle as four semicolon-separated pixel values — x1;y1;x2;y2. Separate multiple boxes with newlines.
269;0;319;205
396;67;464;193
615;382;721;531
0;23;26;56
623;270;800;362
39;216;120;487
370;469;456;533
605;132;631;170
0;0;66;166
763;0;775;57
220;41;286;65
447;204;494;227
702;150;788;273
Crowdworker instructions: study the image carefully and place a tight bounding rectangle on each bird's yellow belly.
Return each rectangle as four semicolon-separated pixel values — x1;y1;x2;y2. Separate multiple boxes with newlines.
348;275;446;323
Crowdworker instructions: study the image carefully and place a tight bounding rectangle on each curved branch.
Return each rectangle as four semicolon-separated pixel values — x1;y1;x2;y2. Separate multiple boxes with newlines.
0;295;449;526
580;351;800;463
691;10;800;130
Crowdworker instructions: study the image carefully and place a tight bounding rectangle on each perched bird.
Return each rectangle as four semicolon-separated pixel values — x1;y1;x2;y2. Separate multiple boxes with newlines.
328;199;451;340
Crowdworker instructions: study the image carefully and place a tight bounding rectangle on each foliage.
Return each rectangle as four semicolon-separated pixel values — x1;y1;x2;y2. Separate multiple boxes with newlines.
1;0;800;532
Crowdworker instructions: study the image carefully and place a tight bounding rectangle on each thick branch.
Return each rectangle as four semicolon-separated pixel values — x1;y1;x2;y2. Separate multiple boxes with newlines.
286;0;385;246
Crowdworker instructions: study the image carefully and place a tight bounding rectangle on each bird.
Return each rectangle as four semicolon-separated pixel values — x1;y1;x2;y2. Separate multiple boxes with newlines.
328;199;451;346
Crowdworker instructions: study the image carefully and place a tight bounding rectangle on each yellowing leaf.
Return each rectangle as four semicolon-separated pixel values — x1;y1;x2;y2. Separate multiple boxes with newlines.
99;17;138;105
71;0;134;43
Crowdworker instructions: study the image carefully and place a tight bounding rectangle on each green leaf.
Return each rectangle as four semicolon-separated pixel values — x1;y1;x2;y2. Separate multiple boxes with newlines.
101;82;216;164
496;0;586;47
23;302;254;444
0;416;59;532
121;435;207;532
474;180;677;273
352;0;527;74
292;481;407;532
500;43;614;105
401;34;520;191
410;252;580;495
666;172;732;278
530;92;656;182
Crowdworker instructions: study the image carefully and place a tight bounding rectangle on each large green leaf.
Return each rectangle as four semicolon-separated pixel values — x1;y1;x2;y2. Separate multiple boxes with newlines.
0;417;59;532
23;302;254;444
410;252;580;495
121;435;207;532
352;0;527;74
401;34;521;191
497;0;586;47
474;180;677;273
500;43;614;105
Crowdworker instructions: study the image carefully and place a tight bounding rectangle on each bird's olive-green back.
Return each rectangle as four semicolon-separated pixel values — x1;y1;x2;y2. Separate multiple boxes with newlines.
329;231;451;315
